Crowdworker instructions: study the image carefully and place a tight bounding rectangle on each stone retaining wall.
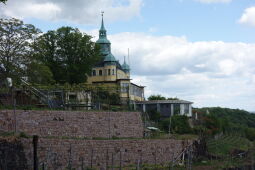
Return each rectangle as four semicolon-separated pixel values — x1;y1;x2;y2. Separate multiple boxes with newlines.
22;138;192;170
0;137;28;170
0;110;143;138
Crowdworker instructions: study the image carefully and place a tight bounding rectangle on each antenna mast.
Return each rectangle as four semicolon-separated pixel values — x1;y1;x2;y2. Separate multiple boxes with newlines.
128;48;130;69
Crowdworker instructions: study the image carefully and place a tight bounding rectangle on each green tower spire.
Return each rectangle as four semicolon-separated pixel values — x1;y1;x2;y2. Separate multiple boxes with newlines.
96;11;110;44
122;56;130;72
99;11;106;38
96;12;116;63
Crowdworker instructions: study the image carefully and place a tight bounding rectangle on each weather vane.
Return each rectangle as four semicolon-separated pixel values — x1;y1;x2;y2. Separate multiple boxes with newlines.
101;11;104;17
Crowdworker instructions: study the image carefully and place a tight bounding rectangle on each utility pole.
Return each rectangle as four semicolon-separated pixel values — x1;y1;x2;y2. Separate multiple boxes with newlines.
168;115;172;138
13;86;17;133
33;135;39;170
7;78;17;133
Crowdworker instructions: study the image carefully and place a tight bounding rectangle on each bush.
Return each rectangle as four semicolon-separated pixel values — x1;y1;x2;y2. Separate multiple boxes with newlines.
171;115;192;134
147;110;161;122
245;128;255;141
19;132;29;138
159;115;192;134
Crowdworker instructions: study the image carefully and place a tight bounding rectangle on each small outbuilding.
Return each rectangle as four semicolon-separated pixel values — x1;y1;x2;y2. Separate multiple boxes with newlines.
135;100;193;117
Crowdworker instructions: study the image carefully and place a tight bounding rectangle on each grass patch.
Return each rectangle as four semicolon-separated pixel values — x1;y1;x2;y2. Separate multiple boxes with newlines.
0;131;31;139
0;131;15;137
172;134;198;140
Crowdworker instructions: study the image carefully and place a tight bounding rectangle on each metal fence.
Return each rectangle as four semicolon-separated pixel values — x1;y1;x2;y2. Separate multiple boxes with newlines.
0;81;133;111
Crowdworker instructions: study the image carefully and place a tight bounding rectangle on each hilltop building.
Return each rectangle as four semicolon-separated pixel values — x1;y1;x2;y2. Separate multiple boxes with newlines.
87;14;145;104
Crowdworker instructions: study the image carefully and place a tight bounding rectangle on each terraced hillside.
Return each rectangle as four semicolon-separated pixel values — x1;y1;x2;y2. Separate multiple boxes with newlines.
207;135;252;157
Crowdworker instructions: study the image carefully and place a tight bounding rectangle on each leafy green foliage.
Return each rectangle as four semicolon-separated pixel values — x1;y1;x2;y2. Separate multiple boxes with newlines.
0;0;7;4
244;128;255;141
26;62;55;85
194;107;255;140
202;114;222;135
207;135;251;157
148;94;178;100
0;18;41;83
34;26;102;84
196;107;255;128
148;94;166;100
147;110;161;122
171;115;192;134
159;115;192;134
93;90;121;106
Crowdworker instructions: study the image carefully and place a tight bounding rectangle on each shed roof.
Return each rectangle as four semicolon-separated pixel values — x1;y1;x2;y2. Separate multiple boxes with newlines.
136;100;193;104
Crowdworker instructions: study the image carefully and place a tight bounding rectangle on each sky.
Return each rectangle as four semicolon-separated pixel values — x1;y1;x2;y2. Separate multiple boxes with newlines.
1;0;255;111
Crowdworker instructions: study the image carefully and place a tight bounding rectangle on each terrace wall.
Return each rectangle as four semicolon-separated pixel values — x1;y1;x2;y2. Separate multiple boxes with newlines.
0;110;143;138
22;138;191;169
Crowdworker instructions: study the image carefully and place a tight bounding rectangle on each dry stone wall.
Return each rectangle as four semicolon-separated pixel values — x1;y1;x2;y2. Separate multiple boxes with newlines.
0;137;28;170
0;110;143;138
0;110;194;169
22;138;192;170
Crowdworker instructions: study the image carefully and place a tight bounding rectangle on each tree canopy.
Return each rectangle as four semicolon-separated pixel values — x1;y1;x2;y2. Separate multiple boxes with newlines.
148;94;179;100
0;0;7;4
0;19;102;85
148;94;166;100
0;18;41;83
192;107;255;140
35;27;101;84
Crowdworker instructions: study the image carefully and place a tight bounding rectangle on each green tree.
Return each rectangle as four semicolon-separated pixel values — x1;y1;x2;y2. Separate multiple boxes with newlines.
0;18;40;83
26;62;55;85
35;27;101;84
245;128;255;141
171;115;192;134
0;0;7;4
159;115;192;134
148;110;161;122
148;94;179;101
148;94;166;100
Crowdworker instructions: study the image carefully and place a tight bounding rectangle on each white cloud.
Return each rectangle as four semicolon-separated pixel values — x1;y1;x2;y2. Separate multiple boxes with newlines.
0;0;143;24
238;6;255;27
194;0;232;3
3;2;61;20
96;32;255;111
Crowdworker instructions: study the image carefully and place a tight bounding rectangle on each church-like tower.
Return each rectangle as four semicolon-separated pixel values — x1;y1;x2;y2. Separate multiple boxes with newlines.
86;13;144;104
96;12;116;63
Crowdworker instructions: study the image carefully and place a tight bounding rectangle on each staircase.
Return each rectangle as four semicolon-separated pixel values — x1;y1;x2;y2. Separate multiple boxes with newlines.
0;79;64;109
20;79;60;108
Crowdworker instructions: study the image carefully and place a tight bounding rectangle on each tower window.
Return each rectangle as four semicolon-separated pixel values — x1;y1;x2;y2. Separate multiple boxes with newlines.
108;69;111;75
99;70;103;76
112;69;115;75
92;70;96;76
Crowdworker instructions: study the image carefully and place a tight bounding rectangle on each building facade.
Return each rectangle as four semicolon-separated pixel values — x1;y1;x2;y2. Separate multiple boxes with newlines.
87;14;145;104
135;100;193;117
